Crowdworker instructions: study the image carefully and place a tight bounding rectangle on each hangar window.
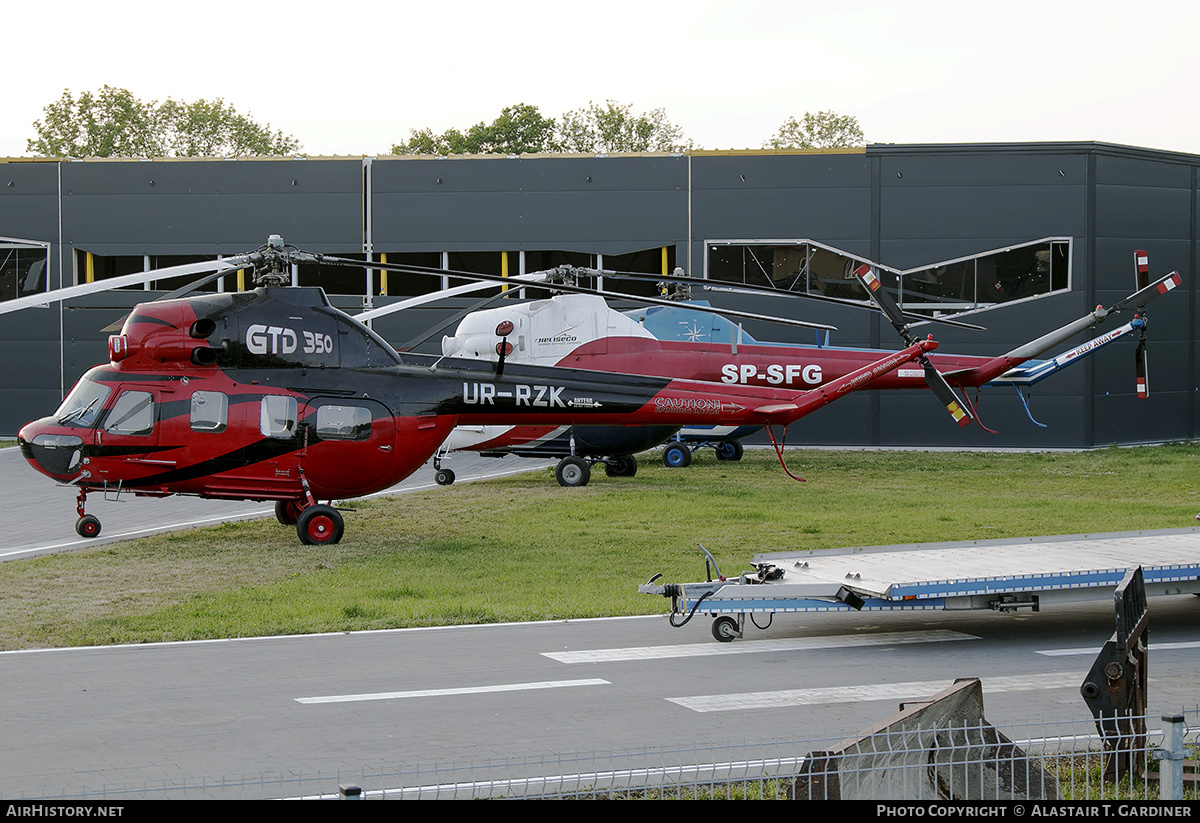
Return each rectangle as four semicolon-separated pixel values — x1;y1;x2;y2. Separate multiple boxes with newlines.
705;238;1071;318
0;237;50;302
72;252;225;292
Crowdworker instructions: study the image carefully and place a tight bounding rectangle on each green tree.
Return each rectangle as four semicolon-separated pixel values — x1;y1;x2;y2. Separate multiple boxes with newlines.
555;100;690;153
27;86;301;158
158;98;301;157
391;100;691;156
764;110;865;150
391;103;557;156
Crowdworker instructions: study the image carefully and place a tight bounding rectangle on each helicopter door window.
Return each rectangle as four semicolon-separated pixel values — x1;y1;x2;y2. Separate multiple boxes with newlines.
260;395;298;439
315;404;373;441
104;391;155;436
190;391;229;432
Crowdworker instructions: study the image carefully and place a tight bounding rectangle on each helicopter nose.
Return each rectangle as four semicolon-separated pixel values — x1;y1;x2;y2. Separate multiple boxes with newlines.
18;418;86;479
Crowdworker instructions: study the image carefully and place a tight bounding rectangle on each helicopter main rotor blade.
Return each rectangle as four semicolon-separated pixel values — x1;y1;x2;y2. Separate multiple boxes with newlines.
327;258;840;333
0;257;245;317
591;264;988;331
355;272;551;324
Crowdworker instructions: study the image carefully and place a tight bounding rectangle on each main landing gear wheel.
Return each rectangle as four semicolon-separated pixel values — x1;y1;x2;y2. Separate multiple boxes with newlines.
715;440;744;462
274;500;303;526
435;468;456;486
555;456;591;487
604;454;638;478
712;615;740;643
75;514;101;538
296;504;344;545
662;443;692;468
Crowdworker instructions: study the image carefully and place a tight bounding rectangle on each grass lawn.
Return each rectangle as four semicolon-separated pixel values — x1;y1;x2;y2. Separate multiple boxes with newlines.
1;444;1197;649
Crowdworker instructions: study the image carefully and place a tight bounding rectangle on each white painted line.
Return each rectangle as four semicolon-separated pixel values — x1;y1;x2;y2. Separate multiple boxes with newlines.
2;467;549;560
0;509;273;559
296;678;610;704
667;672;1084;713
1037;639;1200;657
0;615;659;656
542;630;978;664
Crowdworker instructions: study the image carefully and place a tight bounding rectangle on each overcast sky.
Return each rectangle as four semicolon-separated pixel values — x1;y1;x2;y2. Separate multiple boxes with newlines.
4;0;1199;158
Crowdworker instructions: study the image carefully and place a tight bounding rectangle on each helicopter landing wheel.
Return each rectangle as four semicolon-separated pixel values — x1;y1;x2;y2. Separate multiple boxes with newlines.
435;468;456;486
297;504;344;545
555;456;591;487
715;440;744;462
604;454;637;478
274;500;303;526
712;615;740;643
75;514;102;539
662;443;692;468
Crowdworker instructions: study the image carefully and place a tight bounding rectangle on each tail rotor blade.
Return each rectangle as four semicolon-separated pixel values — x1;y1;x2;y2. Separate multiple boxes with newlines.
854;263;974;426
1134;250;1150;291
1135;336;1149;399
853;264;912;342
924;361;975;427
1109;270;1181;314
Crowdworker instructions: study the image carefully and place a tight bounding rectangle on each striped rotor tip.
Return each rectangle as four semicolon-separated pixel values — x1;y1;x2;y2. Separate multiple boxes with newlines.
1159;271;1182;293
854;264;881;292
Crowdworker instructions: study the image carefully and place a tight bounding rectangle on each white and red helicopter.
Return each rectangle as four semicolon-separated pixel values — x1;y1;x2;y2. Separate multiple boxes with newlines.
403;252;1180;486
12;237;966;545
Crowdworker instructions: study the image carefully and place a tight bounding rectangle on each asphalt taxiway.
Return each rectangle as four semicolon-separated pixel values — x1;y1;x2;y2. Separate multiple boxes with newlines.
2;597;1198;798
0;447;551;561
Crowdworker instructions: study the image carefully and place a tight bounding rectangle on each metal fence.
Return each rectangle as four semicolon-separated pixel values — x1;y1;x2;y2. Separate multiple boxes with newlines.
6;709;1196;801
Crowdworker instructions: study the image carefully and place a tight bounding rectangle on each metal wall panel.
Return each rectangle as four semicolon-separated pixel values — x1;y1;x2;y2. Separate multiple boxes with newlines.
0;162;60;242
372;155;687;253
689;153;872;262
60;160;363;254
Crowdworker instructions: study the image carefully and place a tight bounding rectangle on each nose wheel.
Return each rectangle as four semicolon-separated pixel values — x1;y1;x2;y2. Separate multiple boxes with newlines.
75;514;102;538
74;490;102;538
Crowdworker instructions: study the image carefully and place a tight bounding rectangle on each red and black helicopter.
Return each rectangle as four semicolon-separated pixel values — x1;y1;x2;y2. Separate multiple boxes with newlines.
397;252;1181;484
14;236;959;545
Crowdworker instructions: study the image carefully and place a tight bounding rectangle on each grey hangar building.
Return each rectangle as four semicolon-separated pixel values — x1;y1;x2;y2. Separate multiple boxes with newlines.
0;141;1196;450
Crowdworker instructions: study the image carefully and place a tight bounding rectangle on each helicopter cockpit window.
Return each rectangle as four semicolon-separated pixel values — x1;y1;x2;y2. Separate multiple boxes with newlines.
104;390;155;436
55;379;111;428
260;395;298;439
315;404;373;441
190;391;229;433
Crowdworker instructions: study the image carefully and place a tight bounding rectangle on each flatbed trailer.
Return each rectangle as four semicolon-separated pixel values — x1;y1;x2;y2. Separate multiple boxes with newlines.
639;528;1200;642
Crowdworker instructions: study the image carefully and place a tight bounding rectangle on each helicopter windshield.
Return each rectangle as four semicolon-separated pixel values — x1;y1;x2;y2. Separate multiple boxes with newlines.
54;375;111;428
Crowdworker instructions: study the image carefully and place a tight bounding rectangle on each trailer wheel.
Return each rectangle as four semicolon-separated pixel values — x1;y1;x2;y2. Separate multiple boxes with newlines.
712;616;739;643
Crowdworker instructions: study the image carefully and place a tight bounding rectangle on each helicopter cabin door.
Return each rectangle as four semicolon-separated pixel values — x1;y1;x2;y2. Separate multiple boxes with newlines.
300;397;396;495
92;384;167;485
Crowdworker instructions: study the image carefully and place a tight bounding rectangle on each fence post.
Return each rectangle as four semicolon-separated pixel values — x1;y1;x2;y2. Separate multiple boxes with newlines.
1157;714;1185;801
